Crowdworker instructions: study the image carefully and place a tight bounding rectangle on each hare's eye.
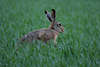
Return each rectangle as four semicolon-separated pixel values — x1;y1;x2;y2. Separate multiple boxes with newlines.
59;24;61;26
57;24;61;27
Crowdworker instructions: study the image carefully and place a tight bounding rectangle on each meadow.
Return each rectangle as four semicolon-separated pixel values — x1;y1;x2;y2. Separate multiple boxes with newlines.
0;0;100;67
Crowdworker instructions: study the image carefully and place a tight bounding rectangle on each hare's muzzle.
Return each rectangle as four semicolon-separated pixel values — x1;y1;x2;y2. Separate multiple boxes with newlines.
61;26;64;32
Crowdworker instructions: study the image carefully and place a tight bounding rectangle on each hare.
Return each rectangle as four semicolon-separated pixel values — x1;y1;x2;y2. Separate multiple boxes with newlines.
20;9;64;45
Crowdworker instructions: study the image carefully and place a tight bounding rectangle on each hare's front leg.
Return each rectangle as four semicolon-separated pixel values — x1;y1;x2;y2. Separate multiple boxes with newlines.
54;35;57;46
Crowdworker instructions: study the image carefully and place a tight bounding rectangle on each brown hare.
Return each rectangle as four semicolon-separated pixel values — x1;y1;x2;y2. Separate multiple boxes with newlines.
20;9;64;45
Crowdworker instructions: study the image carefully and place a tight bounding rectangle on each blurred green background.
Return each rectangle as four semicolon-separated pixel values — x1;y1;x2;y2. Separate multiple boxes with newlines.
0;0;100;67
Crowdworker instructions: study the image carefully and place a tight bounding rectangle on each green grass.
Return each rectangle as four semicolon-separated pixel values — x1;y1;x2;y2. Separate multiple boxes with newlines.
0;0;100;67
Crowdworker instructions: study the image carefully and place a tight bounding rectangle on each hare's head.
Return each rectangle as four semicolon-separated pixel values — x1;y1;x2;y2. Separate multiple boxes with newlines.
45;9;64;33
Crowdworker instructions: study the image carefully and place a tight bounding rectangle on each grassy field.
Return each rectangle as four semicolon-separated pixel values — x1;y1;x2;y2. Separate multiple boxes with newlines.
0;0;100;67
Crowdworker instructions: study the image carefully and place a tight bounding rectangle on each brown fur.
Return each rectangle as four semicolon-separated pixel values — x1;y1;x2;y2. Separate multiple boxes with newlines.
20;9;64;45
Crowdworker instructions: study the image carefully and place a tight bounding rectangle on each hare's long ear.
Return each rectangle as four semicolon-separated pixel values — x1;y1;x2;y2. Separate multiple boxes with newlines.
51;9;56;22
45;10;52;22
